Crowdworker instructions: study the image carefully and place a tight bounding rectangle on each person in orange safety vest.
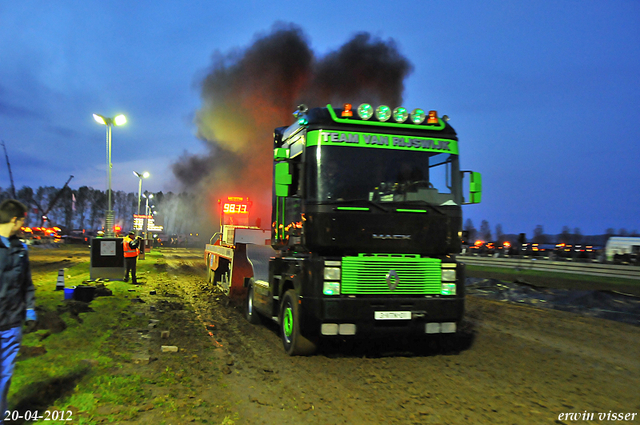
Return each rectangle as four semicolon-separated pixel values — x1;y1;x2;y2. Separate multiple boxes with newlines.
123;231;142;284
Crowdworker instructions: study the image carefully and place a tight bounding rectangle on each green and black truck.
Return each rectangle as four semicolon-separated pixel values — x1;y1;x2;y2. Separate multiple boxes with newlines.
205;103;482;355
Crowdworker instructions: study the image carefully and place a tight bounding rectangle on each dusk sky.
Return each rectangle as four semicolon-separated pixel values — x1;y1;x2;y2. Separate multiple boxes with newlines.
1;1;638;236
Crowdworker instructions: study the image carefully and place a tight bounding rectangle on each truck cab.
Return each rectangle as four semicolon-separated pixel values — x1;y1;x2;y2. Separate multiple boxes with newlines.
207;103;482;355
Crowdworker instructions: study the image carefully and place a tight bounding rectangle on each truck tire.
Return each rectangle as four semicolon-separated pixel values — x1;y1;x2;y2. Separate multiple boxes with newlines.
244;282;261;325
280;289;317;356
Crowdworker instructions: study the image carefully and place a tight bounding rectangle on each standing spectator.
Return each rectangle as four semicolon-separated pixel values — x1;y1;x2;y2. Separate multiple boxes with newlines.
0;199;36;419
123;231;141;284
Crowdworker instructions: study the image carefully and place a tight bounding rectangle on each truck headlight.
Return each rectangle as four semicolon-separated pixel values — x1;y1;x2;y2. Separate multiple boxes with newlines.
441;269;456;282
323;281;340;296
441;283;456;296
324;267;341;280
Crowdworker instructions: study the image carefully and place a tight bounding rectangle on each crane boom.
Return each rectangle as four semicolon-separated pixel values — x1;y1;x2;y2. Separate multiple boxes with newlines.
40;175;74;226
1;141;16;198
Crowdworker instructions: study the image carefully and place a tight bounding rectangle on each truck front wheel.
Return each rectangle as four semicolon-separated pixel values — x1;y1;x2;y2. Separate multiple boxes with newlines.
280;289;317;356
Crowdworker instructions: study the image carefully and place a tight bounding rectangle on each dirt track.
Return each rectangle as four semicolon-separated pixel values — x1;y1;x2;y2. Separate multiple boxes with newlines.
152;249;640;424
29;247;640;424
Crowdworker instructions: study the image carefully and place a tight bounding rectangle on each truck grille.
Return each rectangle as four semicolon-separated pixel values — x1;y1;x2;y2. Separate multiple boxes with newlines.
341;254;441;295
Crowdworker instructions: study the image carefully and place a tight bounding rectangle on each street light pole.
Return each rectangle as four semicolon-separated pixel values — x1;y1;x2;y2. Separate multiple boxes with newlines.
137;172;142;215
142;192;154;240
133;171;149;235
145;197;149;239
93;113;126;237
106;123;112;233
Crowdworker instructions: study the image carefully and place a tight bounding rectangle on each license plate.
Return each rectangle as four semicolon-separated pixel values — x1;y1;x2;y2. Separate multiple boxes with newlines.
374;311;411;320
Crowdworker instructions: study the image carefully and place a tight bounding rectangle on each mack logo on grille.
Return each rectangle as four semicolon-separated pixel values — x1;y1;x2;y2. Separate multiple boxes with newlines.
372;234;411;240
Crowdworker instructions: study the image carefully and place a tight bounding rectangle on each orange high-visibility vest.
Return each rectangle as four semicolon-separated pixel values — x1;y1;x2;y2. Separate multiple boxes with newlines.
123;236;139;258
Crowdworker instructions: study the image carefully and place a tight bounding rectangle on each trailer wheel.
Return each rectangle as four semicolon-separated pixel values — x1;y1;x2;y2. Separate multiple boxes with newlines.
244;281;261;325
280;289;317;356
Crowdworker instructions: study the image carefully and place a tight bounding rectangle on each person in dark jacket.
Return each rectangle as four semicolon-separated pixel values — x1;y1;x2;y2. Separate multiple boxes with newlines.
123;231;142;284
0;199;35;418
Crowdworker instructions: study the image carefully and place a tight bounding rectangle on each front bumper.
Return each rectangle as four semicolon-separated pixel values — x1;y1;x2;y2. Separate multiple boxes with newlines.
301;295;464;337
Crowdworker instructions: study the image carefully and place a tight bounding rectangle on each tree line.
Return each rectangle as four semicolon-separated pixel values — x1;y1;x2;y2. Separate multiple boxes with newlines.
464;219;639;245
0;185;206;236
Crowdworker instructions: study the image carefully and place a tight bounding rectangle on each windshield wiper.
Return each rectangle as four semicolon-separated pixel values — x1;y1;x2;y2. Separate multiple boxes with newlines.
322;199;390;212
401;200;446;215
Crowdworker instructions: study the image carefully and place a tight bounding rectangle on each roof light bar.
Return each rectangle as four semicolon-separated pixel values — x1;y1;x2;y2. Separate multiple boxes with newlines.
327;103;447;127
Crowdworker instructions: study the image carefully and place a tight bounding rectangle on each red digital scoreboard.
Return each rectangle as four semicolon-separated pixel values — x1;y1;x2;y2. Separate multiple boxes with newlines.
220;196;252;226
222;196;250;214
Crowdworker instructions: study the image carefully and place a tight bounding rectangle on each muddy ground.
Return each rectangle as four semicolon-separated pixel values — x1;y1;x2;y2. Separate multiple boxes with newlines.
28;247;640;424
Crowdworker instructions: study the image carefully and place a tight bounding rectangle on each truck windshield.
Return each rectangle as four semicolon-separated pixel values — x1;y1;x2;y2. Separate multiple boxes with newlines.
306;146;458;205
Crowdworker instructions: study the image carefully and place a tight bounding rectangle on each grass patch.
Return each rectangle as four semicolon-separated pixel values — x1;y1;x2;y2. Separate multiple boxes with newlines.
9;248;156;423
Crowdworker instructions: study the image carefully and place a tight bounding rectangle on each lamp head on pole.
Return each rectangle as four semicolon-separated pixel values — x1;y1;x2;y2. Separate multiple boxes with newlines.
93;114;107;125
114;114;127;126
93;113;127;126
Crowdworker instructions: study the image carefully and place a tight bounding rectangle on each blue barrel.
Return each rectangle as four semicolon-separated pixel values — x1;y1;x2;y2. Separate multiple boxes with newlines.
64;287;75;300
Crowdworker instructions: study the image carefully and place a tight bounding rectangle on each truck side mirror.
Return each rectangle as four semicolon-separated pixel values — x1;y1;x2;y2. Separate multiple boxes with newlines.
274;148;292;197
274;148;289;161
275;162;292;197
462;171;482;204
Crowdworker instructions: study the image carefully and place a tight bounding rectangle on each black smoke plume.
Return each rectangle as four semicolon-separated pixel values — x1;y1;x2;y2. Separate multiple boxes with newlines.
172;22;413;230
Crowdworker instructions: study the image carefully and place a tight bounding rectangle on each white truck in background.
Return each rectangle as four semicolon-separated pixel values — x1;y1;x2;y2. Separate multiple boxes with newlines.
605;237;640;263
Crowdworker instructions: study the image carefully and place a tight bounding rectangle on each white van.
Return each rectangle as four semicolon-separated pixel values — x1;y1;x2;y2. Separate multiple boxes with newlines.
605;237;640;262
